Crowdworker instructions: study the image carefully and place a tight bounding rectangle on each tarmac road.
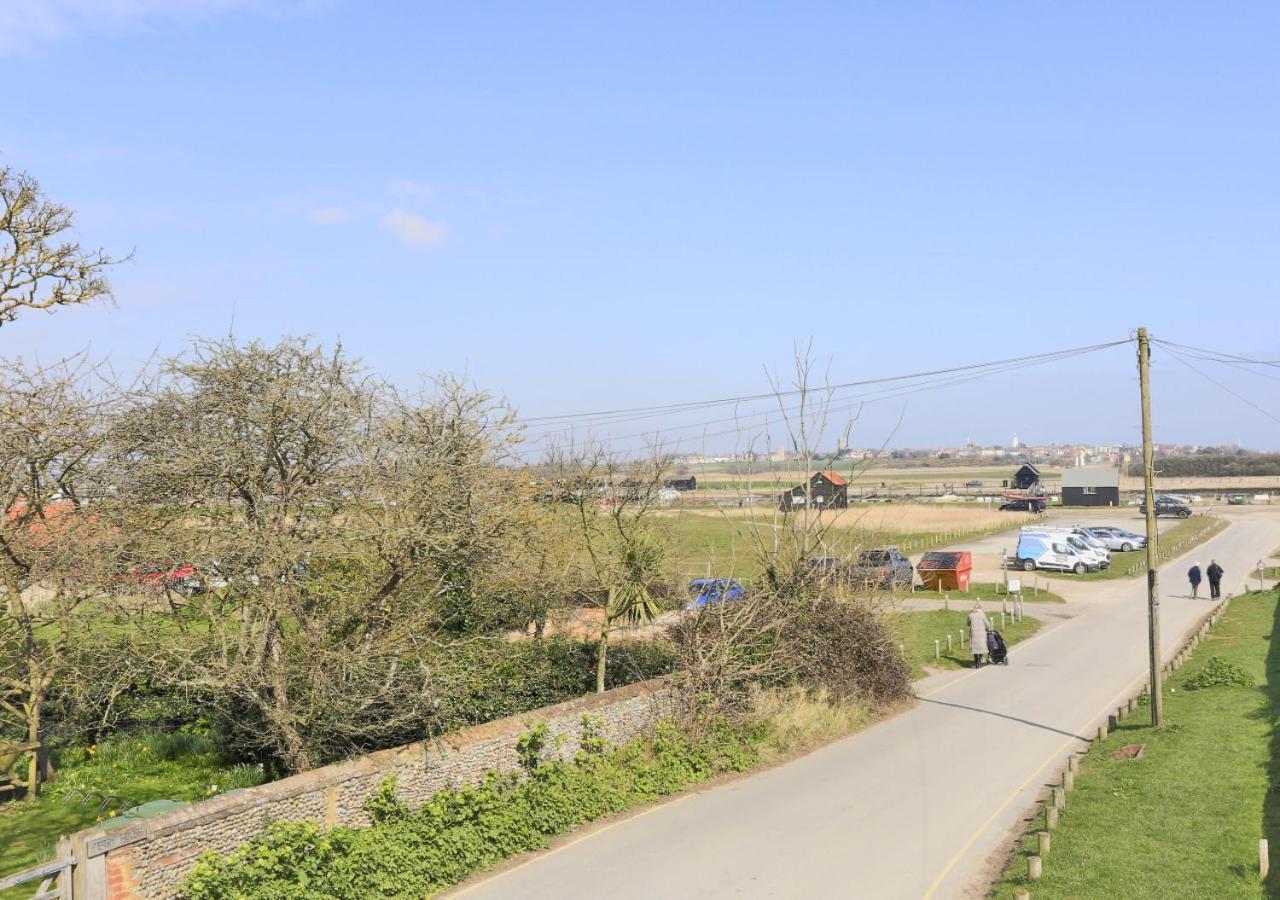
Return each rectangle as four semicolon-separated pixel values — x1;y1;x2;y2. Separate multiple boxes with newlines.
453;508;1280;900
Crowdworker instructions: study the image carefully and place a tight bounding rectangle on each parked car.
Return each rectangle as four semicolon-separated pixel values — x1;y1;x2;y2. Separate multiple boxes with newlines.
1015;532;1097;574
1139;498;1191;518
120;562;204;595
850;548;915;590
1000;498;1046;513
1228;494;1248;505
964;480;983;488
1085;526;1146;552
686;578;745;609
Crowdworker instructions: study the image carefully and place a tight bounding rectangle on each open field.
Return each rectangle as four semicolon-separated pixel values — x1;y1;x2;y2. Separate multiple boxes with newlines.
994;588;1279;899
661;505;1037;578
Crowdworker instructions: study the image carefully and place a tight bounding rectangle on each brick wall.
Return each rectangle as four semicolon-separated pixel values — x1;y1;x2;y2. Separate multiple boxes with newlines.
73;677;675;899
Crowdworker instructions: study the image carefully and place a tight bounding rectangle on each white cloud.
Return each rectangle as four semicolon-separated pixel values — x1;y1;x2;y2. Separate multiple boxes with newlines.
308;206;350;225
0;1;328;55
380;208;447;248
387;178;435;200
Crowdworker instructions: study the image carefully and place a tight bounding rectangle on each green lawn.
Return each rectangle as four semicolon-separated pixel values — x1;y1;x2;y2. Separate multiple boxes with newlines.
0;733;264;897
892;608;1041;678
993;587;1280;899
905;581;1064;604
1040;516;1225;582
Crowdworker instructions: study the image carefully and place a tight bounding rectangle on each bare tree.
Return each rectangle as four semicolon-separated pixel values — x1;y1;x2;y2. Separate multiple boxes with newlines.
108;338;529;771
1;167;125;327
0;354;119;798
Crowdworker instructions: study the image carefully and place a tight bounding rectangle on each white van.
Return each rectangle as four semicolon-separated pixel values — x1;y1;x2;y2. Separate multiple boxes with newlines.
1021;525;1111;569
1016;531;1097;574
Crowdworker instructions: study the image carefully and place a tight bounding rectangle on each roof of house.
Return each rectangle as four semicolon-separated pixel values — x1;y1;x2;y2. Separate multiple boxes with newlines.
816;471;848;486
1015;463;1041;475
1061;466;1120;488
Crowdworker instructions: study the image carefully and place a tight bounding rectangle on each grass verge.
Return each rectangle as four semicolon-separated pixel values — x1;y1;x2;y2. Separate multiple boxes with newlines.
992;587;1278;898
904;581;1065;604
893;608;1041;678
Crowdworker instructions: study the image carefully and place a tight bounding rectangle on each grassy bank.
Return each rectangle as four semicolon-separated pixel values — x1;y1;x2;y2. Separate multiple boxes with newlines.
893;608;1041;678
0;733;266;898
993;587;1279;898
1042;515;1226;582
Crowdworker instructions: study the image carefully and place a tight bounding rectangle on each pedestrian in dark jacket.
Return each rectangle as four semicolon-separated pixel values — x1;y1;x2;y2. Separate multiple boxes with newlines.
1188;564;1202;599
1207;560;1224;599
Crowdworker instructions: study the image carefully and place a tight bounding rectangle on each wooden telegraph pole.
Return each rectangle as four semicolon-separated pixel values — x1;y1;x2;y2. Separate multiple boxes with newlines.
1138;327;1162;726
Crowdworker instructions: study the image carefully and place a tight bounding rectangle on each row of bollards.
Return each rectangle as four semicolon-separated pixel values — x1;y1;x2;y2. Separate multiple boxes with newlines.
1015;595;1232;897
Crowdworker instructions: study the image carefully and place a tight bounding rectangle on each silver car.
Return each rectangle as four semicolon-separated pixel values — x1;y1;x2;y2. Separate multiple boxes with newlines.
1086;526;1146;552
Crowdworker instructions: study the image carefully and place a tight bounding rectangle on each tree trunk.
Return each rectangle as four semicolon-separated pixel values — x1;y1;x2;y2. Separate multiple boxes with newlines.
265;626;312;772
595;627;608;693
24;681;41;802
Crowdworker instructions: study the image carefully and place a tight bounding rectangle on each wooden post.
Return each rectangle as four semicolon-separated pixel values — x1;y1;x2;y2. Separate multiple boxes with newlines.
1097;722;1108;741
1038;830;1052;856
1046;805;1059;830
1262;838;1270;879
1014;891;1031;900
1001;611;1006;629
1138;327;1163;726
1109;713;1119;731
1063;770;1074;792
1068;755;1079;775
55;837;72;900
1053;786;1066;810
935;639;940;659
947;634;953;653
1028;855;1043;880
944;592;949;610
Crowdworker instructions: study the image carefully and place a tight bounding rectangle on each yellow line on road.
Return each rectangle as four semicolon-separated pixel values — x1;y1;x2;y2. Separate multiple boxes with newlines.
919;676;1145;900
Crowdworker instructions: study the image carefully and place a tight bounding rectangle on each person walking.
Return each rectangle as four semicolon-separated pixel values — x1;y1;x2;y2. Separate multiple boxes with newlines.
968;601;990;668
1188;563;1202;599
1207;559;1225;599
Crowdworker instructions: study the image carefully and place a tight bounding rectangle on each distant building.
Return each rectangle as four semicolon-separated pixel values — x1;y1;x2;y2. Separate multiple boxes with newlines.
1012;464;1042;491
1061;466;1120;507
779;471;849;511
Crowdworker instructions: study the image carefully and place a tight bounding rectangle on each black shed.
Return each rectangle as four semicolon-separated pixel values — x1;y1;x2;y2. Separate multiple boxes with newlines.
664;476;697;492
1012;464;1041;491
779;471;849;511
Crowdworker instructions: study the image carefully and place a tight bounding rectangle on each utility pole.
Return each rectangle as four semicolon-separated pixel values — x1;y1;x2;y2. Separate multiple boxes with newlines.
1138;327;1162;726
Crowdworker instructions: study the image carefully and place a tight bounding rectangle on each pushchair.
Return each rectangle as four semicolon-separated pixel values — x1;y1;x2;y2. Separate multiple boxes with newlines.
987;630;1009;665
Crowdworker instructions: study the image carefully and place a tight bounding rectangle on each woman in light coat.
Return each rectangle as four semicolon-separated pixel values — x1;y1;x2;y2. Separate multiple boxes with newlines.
968;602;990;668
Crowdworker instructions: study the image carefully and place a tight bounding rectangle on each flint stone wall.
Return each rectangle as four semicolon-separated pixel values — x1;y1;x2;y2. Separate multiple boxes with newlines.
75;677;675;899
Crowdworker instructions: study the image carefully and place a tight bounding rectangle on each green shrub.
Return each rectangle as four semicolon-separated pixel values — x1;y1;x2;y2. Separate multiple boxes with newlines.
180;721;756;900
1183;655;1254;691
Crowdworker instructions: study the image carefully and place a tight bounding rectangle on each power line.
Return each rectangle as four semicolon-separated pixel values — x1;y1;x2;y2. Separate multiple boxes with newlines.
515;338;1133;428
541;341;1124;457
1160;345;1280;427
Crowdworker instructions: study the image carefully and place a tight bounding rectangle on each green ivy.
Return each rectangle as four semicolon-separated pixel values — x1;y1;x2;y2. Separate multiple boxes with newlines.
180;721;757;899
1183;655;1254;691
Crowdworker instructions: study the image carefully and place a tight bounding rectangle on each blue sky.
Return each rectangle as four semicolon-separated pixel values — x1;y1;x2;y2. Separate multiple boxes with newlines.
2;1;1278;452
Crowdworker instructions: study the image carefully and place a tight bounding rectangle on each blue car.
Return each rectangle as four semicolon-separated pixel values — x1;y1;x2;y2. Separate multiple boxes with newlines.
686;578;746;609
